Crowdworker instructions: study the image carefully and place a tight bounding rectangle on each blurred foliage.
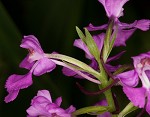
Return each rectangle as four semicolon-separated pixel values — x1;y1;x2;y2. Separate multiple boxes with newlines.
0;0;150;116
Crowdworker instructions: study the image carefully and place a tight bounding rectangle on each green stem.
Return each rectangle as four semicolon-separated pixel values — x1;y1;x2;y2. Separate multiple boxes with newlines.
104;88;116;112
118;102;138;117
98;61;116;113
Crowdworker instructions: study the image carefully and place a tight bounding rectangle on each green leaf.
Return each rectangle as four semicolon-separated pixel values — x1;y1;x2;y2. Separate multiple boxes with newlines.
106;26;118;60
76;26;86;43
72;106;108;116
84;28;100;63
102;20;114;62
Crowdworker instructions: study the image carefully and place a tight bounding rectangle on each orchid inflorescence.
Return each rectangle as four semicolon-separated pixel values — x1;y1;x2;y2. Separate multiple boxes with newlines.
4;0;150;117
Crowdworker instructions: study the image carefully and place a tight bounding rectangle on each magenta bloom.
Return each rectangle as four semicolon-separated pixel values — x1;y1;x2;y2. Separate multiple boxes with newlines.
63;33;124;77
117;52;150;115
98;0;129;19
26;90;76;117
5;35;56;103
86;0;150;47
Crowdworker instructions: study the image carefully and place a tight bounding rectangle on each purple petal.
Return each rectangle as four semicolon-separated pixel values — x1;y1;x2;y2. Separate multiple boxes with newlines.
105;64;120;72
5;72;32;92
73;39;93;59
19;54;35;69
118;19;150;31
5;90;19;103
145;70;150;81
89;59;98;70
65;105;76;113
86;23;107;31
48;108;71;117
132;52;150;68
54;97;62;106
114;28;136;46
33;58;56;76
62;67;77;76
20;35;44;54
74;33;105;60
118;20;137;29
146;91;150;115
5;72;32;102
27;94;54;116
95;99;108;106
123;86;146;108
135;19;150;31
93;33;105;52
37;90;52;103
116;70;139;87
107;51;125;63
98;0;129;18
26;104;50;116
31;96;51;106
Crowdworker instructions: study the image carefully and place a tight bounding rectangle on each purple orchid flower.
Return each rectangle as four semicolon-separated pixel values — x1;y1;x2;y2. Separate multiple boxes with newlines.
63;33;124;77
26;90;76;117
86;0;150;47
5;35;56;103
117;52;150;115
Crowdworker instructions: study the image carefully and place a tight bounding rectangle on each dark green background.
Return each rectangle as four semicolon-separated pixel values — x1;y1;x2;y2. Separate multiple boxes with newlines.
0;0;150;116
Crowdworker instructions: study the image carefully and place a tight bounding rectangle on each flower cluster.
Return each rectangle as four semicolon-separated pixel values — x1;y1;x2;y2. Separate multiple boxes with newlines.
4;0;150;117
27;90;75;117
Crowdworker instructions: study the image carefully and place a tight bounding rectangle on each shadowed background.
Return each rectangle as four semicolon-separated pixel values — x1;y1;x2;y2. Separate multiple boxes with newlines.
0;0;150;116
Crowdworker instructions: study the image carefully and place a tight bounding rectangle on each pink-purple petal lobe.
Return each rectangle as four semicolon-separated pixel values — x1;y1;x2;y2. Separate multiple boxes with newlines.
19;54;35;70
135;19;150;31
86;23;108;31
4;90;19;103
31;97;50;106
5;72;33;92
65;105;76;113
114;28;136;46
118;19;150;31
33;58;56;76
73;33;105;59
73;39;93;59
5;72;33;103
123;86;146;108
116;70;139;87
98;0;129;18
107;51;126;63
62;67;77;76
146;91;150;115
36;90;52;103
20;35;44;54
54;97;62;106
27;104;50;117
